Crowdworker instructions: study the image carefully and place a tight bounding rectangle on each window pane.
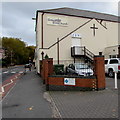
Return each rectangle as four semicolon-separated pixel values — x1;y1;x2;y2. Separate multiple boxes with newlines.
109;59;118;64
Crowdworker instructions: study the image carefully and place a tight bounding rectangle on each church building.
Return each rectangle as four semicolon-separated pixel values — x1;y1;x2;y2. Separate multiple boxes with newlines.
35;7;120;73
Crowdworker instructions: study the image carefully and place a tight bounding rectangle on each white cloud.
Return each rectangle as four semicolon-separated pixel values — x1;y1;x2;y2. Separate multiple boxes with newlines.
103;2;118;15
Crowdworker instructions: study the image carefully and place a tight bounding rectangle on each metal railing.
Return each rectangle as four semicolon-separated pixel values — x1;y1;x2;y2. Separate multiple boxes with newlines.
71;46;95;61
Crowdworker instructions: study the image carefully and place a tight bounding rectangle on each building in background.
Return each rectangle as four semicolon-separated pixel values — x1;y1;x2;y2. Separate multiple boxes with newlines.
35;7;120;73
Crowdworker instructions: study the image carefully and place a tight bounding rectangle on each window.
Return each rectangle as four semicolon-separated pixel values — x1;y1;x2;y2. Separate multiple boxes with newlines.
109;55;117;58
109;59;118;64
71;64;75;70
69;64;72;68
105;60;108;64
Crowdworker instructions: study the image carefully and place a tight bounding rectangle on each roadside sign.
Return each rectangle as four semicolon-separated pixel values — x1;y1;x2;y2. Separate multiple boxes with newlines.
64;78;75;85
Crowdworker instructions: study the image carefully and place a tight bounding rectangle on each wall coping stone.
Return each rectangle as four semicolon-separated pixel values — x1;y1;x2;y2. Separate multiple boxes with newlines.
48;75;96;79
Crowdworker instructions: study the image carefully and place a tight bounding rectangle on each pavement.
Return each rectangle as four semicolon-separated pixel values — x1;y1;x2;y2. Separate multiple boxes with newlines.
2;70;52;118
49;89;118;118
1;69;119;119
49;77;119;119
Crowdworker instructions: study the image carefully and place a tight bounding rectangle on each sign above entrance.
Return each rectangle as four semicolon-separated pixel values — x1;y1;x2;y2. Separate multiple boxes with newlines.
64;78;75;85
47;15;68;26
71;33;81;38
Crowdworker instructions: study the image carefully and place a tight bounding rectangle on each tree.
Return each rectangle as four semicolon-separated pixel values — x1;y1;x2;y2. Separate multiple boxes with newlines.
2;37;35;65
26;46;36;63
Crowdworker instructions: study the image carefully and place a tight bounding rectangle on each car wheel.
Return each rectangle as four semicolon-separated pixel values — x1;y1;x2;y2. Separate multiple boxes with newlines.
108;69;114;78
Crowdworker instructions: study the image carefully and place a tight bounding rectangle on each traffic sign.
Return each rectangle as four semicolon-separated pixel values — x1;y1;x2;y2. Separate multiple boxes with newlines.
64;78;75;85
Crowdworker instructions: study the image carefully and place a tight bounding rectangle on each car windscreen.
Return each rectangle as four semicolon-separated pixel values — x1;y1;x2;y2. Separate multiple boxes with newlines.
75;64;89;69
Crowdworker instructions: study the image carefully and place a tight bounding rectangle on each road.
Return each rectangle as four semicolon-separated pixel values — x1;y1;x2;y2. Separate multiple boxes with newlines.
1;65;26;99
2;66;25;82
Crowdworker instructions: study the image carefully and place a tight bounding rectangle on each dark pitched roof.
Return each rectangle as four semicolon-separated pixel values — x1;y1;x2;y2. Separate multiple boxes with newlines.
37;7;119;23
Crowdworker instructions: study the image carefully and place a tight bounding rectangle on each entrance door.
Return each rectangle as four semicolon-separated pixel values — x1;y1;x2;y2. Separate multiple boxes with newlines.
72;38;81;47
71;38;83;55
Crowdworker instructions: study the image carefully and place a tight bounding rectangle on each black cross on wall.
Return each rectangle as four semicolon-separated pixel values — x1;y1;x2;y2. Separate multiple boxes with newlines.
90;24;98;36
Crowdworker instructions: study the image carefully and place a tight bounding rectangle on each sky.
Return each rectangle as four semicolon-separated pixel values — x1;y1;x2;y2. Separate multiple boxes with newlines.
1;0;119;46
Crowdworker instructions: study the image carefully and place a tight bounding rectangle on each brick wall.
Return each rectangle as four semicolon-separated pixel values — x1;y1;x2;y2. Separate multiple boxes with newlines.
41;58;53;84
40;56;105;91
94;56;106;90
47;76;96;91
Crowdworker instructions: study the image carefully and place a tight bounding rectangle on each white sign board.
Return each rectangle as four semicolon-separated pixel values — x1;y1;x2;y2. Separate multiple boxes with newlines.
47;16;68;26
71;33;81;38
64;78;75;86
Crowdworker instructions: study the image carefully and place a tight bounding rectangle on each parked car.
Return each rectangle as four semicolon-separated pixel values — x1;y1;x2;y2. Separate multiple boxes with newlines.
66;63;93;76
105;58;120;77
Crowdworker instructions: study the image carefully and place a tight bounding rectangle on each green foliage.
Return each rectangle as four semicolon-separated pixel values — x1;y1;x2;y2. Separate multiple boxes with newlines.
2;37;35;65
26;46;36;62
45;54;49;59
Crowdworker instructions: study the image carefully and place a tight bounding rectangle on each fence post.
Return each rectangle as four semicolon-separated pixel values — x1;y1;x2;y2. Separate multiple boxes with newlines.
94;55;106;90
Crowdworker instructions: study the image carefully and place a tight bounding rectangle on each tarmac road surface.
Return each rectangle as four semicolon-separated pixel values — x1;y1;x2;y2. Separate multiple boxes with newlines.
2;70;53;118
2;66;25;82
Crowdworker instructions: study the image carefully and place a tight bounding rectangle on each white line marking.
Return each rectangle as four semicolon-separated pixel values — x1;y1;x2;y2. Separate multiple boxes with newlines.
12;78;16;80
19;71;24;73
1;72;22;100
2;80;18;101
11;72;16;73
3;71;8;74
3;79;13;88
1;87;4;93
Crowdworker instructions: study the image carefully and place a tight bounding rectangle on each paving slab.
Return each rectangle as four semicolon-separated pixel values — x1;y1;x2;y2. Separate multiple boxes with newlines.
48;77;118;118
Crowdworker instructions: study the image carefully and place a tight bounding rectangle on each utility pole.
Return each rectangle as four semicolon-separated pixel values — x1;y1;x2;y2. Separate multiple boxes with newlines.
57;38;59;64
